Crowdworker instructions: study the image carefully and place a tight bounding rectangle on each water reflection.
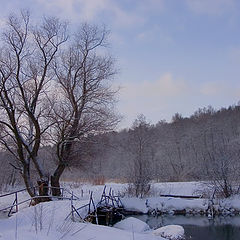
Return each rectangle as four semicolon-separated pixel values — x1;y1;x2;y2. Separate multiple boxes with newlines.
185;224;240;240
133;215;240;240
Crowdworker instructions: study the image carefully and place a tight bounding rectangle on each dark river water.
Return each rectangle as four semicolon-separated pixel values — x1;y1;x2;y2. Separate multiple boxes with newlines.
133;215;240;240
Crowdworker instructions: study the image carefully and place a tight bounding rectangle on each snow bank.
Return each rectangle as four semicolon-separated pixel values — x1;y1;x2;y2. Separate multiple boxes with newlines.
153;181;204;196
121;197;148;213
153;225;185;240
121;196;208;215
219;196;240;211
147;197;208;214
113;217;150;233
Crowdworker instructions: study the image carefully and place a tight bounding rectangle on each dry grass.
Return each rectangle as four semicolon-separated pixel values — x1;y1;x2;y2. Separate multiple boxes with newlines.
61;176;128;185
91;176;106;185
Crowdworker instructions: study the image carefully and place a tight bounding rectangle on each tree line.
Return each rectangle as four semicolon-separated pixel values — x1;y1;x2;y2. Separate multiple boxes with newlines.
72;105;240;198
3;104;238;198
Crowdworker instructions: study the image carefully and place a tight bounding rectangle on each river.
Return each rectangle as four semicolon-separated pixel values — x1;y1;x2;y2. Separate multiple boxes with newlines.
133;215;240;240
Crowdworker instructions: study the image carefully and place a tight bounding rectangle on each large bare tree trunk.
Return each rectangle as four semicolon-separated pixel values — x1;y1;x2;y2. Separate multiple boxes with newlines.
37;179;51;202
22;164;35;198
22;164;51;203
51;163;66;196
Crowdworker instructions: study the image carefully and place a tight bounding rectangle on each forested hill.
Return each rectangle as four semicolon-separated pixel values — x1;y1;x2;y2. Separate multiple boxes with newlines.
75;104;240;183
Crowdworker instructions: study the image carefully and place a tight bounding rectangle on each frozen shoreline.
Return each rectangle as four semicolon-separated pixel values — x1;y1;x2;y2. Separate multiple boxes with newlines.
122;196;240;217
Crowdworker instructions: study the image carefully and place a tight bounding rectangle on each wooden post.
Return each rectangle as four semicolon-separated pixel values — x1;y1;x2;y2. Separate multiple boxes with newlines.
15;192;18;213
71;191;74;221
95;211;99;225
88;192;93;214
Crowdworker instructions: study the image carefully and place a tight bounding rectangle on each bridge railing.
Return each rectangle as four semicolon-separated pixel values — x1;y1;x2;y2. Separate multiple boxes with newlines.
0;186;80;217
0;185;125;226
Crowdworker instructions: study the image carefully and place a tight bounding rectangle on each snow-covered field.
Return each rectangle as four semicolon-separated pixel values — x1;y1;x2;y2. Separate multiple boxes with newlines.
0;181;240;240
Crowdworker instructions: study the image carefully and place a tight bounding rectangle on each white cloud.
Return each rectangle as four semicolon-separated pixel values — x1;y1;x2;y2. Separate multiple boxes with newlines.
36;0;107;21
109;3;145;27
78;0;109;20
200;81;223;96
109;33;125;46
121;73;189;100
137;0;165;14
36;0;146;27
137;26;174;45
200;81;240;98
117;73;240;128
118;73;191;127
36;0;77;20
185;0;235;15
0;18;5;27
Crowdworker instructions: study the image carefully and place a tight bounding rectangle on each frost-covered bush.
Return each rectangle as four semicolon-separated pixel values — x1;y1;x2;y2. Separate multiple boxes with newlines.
126;179;151;198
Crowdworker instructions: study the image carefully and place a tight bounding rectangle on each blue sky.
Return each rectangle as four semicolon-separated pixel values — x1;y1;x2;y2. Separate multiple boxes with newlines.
1;0;240;128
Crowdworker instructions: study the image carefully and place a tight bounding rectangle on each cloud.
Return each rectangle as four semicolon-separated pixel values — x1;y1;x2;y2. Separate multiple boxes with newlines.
118;73;191;127
117;73;240;128
109;32;126;46
185;0;235;15
0;0;165;30
108;3;145;27
35;0;107;21
137;26;174;45
35;0;146;27
0;18;5;27
200;81;240;98
137;0;165;13
121;73;188;100
77;0;109;20
200;82;223;96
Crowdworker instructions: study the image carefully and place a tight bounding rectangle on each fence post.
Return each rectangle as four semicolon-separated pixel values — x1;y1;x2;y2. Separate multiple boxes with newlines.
88;192;92;214
71;191;74;221
15;192;18;213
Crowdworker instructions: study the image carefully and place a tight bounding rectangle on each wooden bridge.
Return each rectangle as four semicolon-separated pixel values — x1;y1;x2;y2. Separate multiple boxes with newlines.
70;186;124;226
0;185;125;226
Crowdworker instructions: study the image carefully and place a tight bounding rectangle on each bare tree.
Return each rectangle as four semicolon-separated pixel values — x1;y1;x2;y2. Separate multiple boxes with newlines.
0;11;68;199
49;23;119;195
202;128;240;198
125;115;156;197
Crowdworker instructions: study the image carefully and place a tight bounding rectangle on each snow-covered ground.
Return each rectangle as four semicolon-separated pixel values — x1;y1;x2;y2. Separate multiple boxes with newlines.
153;225;184;240
0;200;167;240
0;181;240;240
0;181;203;215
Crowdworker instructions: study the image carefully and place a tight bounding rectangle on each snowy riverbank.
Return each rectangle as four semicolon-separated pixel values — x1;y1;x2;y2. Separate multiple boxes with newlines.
1;181;240;239
122;195;240;216
0;200;184;240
